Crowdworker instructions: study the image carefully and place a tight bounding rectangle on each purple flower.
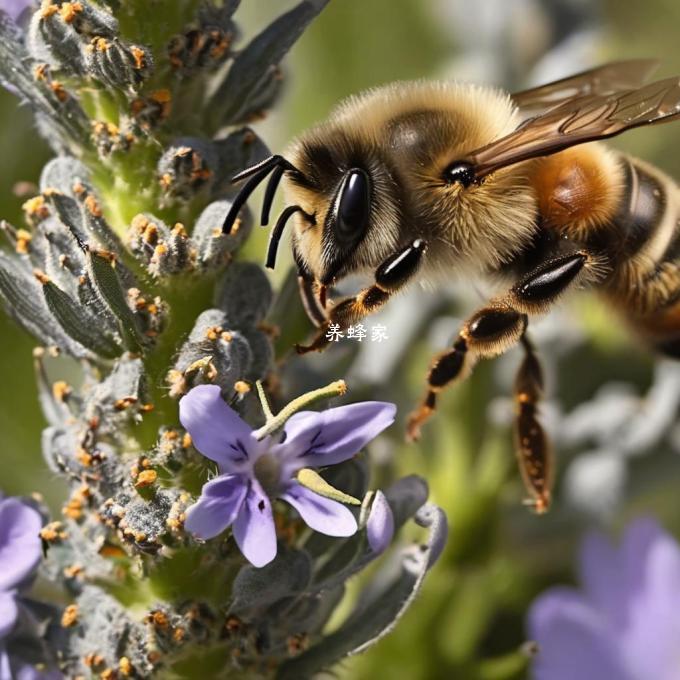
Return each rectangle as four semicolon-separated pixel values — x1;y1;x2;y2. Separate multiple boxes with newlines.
366;490;394;554
528;518;680;680
0;0;33;22
181;384;396;567
0;495;42;677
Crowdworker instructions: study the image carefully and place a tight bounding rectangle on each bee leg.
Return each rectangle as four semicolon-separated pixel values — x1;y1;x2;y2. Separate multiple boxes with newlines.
293;243;328;328
406;309;528;440
514;334;553;514
407;250;590;440
295;239;427;354
297;275;327;328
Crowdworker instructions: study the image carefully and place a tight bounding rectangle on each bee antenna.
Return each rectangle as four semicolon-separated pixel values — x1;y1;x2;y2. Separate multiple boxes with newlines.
222;155;298;234
266;205;312;270
261;163;286;227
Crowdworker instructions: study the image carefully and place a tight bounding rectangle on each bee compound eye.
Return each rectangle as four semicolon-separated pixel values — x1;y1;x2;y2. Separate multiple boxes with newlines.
336;168;371;241
443;161;475;187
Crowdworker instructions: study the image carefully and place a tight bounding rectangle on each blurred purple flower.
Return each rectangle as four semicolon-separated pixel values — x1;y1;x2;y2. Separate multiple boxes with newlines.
528;518;680;680
181;384;396;567
366;490;394;554
0;0;33;22
0;495;42;677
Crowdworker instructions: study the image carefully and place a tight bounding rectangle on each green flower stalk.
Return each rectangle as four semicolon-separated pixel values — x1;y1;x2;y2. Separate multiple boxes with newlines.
0;2;446;678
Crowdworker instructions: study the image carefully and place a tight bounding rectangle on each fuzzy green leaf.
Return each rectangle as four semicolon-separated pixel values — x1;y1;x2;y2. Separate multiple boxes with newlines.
40;277;122;359
87;249;144;352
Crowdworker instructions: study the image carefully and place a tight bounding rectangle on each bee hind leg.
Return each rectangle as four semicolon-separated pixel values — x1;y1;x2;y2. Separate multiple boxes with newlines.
407;250;591;441
295;239;427;354
513;334;553;514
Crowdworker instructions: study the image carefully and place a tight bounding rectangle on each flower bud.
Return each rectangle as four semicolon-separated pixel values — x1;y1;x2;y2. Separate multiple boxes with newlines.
127;214;195;277
167;2;238;75
84;36;153;91
157;138;218;200
192;200;253;270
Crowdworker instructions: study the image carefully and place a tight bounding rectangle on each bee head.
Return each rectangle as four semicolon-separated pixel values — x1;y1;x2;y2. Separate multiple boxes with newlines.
282;133;402;285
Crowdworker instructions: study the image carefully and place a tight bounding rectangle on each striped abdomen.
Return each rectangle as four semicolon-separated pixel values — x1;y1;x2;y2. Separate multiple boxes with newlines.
530;143;680;356
599;155;680;356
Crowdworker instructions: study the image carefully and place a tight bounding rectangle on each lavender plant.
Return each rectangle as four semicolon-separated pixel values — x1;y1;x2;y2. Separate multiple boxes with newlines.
0;2;447;677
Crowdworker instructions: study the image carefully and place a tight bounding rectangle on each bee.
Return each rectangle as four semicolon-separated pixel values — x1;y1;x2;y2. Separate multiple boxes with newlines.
222;60;680;513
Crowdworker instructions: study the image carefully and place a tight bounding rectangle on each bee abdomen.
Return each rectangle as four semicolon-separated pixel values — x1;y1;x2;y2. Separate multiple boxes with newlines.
605;156;680;353
610;157;671;263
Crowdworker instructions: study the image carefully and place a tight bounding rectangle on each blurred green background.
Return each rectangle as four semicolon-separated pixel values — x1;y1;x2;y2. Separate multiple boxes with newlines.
3;1;680;678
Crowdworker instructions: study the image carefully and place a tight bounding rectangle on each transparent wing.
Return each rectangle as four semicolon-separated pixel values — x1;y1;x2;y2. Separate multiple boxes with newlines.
468;76;680;178
511;59;660;112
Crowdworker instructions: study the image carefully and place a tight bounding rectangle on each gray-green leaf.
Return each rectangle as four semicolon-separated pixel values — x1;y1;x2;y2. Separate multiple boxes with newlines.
231;547;312;613
209;0;330;126
277;503;448;679
40;276;122;359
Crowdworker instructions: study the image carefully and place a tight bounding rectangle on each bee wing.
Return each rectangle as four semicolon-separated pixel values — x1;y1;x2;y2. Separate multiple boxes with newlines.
511;59;660;112
469;77;680;178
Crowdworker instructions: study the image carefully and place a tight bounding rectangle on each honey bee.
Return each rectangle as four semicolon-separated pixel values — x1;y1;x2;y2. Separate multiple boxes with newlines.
222;60;680;513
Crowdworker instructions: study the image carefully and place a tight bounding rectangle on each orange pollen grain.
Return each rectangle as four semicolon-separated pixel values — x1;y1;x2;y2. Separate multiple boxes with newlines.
63;564;84;579
61;604;79;627
39;3;59;19
34;269;51;285
84;653;104;668
130;46;146;70
22;195;48;217
52;380;71;401
15;229;32;254
119;657;133;677
92;37;110;52
135;469;157;488
84;195;103;217
33;64;49;81
234;381;250;394
50;81;68;102
76;448;93;467
60;2;83;23
40;521;67;542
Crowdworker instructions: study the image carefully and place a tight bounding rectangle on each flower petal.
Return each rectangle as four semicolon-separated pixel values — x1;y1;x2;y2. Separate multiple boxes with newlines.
528;587;633;680
0;498;42;592
616;519;680;680
276;402;396;468
281;482;357;537
579;529;627;626
0;645;11;680
184;474;248;540
232;480;277;568
0;590;18;639
366;490;394;554
179;384;255;471
1;0;33;22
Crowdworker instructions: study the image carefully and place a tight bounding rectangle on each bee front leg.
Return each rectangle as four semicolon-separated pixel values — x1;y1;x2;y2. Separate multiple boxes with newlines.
293;243;328;329
407;250;591;440
295;239;427;354
297;271;328;329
